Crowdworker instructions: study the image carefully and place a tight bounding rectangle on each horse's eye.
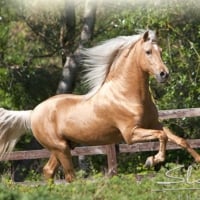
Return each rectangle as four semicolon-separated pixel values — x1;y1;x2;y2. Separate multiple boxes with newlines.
146;50;152;55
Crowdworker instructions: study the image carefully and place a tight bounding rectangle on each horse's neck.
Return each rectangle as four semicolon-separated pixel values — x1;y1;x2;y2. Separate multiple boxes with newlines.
105;52;152;104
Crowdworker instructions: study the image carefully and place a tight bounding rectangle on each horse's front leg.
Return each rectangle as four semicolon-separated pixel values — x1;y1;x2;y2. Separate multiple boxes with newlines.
122;126;168;167
164;127;200;163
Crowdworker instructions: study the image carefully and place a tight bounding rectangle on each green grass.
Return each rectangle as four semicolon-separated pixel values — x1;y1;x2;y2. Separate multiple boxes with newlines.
1;164;200;200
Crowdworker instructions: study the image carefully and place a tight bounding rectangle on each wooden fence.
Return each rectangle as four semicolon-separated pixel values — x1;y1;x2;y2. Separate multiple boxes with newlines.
1;108;200;176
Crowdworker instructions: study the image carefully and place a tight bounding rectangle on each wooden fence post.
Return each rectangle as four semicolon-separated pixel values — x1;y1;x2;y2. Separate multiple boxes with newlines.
105;144;117;176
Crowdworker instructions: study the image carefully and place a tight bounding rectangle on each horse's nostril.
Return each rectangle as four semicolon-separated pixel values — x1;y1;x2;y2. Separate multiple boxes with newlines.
160;71;165;77
160;71;169;79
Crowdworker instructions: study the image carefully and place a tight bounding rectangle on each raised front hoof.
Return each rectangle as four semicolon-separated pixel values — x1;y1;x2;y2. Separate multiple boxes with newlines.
144;156;154;169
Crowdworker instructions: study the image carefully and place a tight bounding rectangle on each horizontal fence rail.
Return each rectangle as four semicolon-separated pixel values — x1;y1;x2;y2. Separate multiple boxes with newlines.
2;139;200;161
1;108;200;176
1;146;107;161
119;139;200;153
158;108;200;119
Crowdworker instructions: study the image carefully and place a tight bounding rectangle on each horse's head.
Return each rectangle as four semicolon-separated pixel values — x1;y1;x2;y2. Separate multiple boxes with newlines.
137;30;169;83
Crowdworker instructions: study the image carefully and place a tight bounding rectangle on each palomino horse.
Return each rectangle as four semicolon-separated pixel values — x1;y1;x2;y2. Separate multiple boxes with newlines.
0;30;200;182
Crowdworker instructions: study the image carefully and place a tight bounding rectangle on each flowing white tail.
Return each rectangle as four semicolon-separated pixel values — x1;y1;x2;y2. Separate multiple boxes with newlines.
0;108;32;159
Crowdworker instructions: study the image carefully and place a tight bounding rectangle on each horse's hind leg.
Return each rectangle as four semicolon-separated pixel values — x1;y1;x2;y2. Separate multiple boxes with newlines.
54;146;75;183
164;127;200;163
43;153;59;181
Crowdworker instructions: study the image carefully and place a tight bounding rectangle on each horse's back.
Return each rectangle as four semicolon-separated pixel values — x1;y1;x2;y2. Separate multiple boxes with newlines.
31;94;82;118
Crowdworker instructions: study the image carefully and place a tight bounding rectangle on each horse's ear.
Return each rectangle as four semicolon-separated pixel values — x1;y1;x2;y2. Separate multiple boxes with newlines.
143;31;149;42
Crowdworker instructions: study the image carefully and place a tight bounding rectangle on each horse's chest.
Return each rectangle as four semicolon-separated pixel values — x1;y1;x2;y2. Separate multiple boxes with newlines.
139;104;158;128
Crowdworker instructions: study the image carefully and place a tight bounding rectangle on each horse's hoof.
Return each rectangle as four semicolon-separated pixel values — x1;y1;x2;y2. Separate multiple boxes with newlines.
145;156;154;169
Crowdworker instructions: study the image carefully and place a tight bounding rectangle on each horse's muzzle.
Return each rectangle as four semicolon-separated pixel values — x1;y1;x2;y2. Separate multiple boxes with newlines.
156;71;169;83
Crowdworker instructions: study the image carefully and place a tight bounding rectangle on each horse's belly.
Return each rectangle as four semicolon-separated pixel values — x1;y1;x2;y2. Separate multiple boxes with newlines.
60;113;123;145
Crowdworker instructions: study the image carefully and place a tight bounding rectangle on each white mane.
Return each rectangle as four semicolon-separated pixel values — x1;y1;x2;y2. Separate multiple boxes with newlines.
81;31;156;97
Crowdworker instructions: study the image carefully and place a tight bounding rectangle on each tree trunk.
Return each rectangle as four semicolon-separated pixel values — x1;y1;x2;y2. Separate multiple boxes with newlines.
80;0;97;46
60;0;76;66
56;0;97;94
